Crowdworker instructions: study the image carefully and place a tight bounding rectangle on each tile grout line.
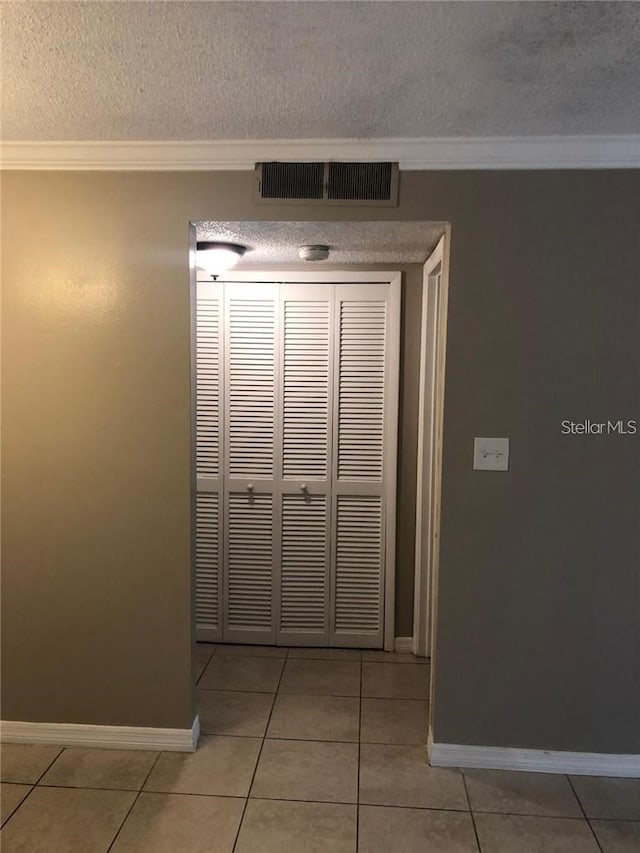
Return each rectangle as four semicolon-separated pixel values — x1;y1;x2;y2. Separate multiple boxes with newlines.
231;652;287;853
80;786;263;801
565;774;604;853
34;745;66;784
201;688;362;697
12;779;622;820
581;817;640;824
202;723;429;745
31;783;244;796
225;796;472;811
463;809;624;822
105;751;162;853
195;644;218;686
461;773;483;853
19;783;479;811
0;744;65;828
0;784;34;830
198;686;428;703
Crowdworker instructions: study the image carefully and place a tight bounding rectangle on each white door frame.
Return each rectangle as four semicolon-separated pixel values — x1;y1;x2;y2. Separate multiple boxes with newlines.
412;233;450;658
198;269;401;651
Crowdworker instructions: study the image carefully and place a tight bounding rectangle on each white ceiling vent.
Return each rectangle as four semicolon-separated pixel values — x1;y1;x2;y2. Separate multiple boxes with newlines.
256;162;399;206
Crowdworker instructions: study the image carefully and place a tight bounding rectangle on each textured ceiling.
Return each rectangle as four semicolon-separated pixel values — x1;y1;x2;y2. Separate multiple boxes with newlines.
195;221;446;266
2;1;639;141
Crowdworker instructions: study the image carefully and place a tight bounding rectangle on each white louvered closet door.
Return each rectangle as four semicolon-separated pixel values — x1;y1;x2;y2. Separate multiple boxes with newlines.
277;285;334;645
195;277;399;648
331;284;396;647
223;283;278;644
195;281;224;641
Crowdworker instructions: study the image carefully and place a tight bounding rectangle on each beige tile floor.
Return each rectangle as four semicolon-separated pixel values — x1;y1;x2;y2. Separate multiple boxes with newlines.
1;643;639;852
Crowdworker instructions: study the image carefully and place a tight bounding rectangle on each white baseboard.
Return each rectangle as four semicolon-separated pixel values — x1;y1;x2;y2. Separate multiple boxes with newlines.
0;715;200;753
394;636;414;654
428;735;640;778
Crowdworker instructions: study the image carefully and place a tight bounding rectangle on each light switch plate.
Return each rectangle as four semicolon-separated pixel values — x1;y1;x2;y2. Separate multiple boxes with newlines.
473;437;509;471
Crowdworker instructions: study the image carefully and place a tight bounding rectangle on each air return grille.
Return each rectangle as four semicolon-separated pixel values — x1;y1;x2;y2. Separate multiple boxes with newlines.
260;162;325;200
256;162;398;206
328;162;393;201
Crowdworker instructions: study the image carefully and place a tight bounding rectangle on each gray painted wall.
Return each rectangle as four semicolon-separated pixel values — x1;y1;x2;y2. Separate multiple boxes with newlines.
2;170;638;753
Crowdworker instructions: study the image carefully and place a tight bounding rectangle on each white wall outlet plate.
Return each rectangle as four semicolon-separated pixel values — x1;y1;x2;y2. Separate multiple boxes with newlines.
473;437;509;471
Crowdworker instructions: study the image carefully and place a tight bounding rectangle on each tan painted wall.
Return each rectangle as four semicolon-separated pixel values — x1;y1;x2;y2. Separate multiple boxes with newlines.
2;170;639;753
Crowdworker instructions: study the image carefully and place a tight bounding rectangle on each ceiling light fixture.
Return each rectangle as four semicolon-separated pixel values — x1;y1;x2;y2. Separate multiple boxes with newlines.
298;244;330;262
196;242;247;279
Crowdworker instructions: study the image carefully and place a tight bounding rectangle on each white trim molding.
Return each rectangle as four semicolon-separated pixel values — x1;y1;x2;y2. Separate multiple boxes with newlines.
429;739;640;778
2;136;640;171
0;716;200;753
394;637;414;654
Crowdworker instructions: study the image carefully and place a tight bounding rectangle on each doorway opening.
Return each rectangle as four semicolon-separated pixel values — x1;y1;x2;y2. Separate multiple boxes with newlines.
189;221;450;747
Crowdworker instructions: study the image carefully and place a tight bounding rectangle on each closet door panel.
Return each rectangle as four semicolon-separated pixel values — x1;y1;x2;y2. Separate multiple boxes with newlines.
224;283;278;643
195;281;223;641
332;284;391;648
277;285;333;644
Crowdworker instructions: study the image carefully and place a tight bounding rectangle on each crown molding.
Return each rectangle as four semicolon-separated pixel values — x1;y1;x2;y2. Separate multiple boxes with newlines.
2;136;639;171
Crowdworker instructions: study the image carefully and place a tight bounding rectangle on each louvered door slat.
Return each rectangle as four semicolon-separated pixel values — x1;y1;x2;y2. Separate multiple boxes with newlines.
282;300;330;480
337;301;386;482
226;492;275;639
196;296;221;479
279;494;329;642
334;495;383;633
228;298;275;479
196;492;221;636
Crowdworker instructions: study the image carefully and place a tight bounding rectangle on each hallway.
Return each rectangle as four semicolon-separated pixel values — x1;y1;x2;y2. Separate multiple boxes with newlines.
1;646;637;851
